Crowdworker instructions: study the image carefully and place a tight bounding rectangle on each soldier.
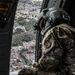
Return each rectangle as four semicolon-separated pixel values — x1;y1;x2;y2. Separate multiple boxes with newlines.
18;7;75;75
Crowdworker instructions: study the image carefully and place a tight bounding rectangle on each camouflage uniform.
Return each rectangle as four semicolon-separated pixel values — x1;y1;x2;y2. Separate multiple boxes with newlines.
37;24;75;75
18;24;75;75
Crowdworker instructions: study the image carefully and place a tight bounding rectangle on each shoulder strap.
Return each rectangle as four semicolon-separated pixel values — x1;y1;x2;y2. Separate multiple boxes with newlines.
52;26;70;75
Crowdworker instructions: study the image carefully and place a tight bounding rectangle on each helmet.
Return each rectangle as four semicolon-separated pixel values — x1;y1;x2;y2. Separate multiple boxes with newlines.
35;7;70;30
45;7;70;28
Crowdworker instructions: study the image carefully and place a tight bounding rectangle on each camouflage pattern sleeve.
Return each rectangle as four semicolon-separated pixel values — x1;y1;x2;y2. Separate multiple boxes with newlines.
18;24;75;75
37;24;75;72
